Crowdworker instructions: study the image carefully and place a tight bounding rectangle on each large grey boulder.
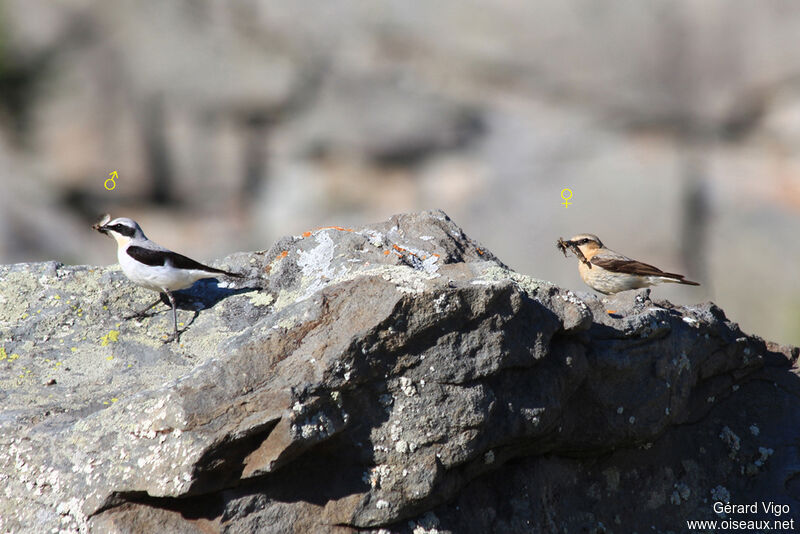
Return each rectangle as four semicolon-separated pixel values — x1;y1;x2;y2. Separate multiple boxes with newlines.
0;210;797;533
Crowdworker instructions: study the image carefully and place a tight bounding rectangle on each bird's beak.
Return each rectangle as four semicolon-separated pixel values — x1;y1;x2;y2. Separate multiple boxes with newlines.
92;214;112;236
556;237;573;257
556;237;590;266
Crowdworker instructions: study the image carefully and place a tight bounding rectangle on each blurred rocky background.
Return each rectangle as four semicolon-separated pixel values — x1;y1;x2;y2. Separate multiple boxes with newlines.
0;0;798;346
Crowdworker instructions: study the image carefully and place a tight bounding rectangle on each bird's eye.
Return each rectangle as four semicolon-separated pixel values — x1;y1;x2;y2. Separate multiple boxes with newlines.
580;239;588;245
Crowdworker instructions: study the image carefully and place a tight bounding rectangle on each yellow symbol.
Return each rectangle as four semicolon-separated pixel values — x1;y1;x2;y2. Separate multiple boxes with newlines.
105;171;118;191
560;188;573;208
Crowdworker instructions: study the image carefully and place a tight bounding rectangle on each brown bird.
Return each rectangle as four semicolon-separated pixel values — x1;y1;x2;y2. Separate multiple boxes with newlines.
557;234;700;294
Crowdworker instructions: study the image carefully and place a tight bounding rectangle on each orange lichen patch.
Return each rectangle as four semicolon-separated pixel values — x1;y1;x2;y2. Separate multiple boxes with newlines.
383;250;390;255
432;253;440;258
277;250;288;260
476;248;484;256
392;244;425;262
301;226;353;238
606;310;617;314
318;226;353;232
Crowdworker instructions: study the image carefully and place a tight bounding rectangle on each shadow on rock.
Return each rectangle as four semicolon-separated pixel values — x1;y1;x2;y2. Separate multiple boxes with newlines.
174;278;260;311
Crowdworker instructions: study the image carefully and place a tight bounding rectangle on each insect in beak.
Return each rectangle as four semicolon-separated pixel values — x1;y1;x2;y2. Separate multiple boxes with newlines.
556;237;591;268
93;214;112;236
556;238;570;257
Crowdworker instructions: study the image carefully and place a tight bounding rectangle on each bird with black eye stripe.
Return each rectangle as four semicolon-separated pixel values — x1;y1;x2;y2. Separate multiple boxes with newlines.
93;214;243;342
557;233;700;294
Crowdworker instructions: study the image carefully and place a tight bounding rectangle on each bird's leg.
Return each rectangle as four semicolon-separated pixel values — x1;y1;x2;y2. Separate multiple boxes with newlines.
163;290;180;343
124;295;164;319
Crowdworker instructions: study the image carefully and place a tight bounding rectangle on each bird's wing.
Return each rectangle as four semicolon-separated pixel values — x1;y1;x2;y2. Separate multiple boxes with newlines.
127;245;234;275
590;251;685;279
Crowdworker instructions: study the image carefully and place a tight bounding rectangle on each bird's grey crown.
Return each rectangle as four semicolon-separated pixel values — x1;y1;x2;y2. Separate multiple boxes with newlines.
569;233;603;247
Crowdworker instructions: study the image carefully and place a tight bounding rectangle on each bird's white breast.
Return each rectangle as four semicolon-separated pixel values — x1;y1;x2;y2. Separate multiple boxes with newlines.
118;246;213;292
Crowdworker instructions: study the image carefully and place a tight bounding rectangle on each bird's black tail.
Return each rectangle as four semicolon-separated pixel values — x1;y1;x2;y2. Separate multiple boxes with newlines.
663;272;700;286
204;265;244;278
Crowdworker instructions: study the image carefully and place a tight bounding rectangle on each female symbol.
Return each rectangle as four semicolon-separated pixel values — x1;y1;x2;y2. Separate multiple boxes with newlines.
105;171;117;191
560;188;573;208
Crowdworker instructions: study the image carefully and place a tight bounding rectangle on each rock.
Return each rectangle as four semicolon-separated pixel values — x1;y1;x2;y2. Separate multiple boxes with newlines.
0;210;797;533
